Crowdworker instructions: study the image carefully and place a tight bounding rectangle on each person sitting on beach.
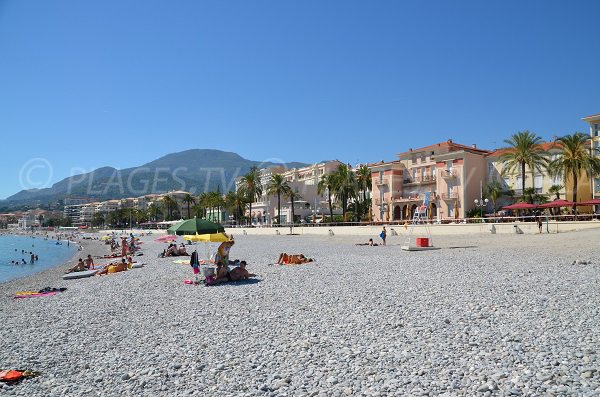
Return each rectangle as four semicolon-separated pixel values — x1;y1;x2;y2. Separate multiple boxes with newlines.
276;253;314;265
97;258;128;275
228;261;256;281
355;238;378;246
67;258;87;273
166;244;178;257
177;244;188;256
210;260;257;284
84;255;95;269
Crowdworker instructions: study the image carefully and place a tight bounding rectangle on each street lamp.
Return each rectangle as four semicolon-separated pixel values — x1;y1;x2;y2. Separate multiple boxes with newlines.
474;198;489;218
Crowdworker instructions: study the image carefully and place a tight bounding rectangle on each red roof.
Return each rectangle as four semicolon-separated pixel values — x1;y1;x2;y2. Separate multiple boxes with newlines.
396;140;490;157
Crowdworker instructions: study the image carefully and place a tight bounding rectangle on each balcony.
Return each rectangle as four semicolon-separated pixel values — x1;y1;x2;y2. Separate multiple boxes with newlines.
440;190;459;200
440;169;457;179
375;178;388;186
403;174;436;185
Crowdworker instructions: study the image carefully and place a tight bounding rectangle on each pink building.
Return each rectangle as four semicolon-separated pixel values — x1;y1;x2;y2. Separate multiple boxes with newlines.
370;140;490;222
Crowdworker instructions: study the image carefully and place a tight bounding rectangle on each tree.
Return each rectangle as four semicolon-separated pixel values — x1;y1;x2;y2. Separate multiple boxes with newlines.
266;173;290;225
161;195;178;221
500;131;548;197
225;189;249;224
548;184;563;200
182;194;196;219
285;188;302;224
484;180;502;214
332;164;358;221
355;165;372;220
318;173;336;223
92;212;105;227
547;132;600;216
239;167;263;226
148;204;162;221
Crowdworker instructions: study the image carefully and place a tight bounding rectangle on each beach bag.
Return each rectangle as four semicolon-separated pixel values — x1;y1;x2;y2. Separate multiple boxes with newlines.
379;231;385;239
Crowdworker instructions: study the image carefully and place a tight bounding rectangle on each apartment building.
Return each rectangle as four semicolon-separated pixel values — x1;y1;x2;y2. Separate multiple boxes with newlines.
370;140;490;222
583;113;600;198
241;161;343;225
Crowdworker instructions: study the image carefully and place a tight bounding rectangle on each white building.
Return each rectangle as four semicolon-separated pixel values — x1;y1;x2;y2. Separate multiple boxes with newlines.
240;161;343;225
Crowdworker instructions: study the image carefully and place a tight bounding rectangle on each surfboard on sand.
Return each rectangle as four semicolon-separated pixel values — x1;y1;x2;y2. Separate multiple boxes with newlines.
62;270;98;280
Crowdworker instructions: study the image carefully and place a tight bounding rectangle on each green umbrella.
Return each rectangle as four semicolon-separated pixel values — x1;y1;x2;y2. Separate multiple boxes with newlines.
167;218;225;236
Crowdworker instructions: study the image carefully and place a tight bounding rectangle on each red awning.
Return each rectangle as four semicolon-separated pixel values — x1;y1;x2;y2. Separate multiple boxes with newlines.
577;198;600;206
502;202;538;210
538;199;575;208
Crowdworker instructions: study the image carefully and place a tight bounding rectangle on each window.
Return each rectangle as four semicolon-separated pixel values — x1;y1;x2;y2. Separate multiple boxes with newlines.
551;175;562;186
594;140;599;154
534;175;543;193
594;124;599;137
431;165;436;178
447;160;453;170
487;162;494;180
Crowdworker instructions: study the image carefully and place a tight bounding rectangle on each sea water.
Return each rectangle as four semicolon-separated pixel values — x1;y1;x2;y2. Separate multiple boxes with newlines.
0;235;77;283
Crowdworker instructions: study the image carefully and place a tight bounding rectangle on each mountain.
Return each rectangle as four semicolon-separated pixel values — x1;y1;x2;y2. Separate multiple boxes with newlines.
4;149;308;205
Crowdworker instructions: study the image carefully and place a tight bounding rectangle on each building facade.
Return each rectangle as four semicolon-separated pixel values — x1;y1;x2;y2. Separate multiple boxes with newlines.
241;161;343;225
583;113;600;199
370;140;490;222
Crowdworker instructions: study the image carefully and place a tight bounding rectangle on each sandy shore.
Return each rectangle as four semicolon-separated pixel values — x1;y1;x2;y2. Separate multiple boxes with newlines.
0;230;598;396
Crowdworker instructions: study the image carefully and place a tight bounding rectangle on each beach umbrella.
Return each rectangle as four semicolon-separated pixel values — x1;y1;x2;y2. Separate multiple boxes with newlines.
167;218;224;236
155;235;178;242
537;199;574;209
502;202;538;210
183;232;230;243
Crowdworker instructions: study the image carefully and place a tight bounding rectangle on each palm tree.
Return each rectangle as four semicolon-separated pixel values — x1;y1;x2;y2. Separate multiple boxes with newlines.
548;184;563;200
500;131;548;197
239;167;263;226
197;193;210;218
148;204;162;221
285;188;302;224
225;189;248;224
182;194;196;219
266;173;290;225
161;195;177;221
484;180;502;214
332;164;358;221
318;174;335;222
355;165;372;220
547;132;600;216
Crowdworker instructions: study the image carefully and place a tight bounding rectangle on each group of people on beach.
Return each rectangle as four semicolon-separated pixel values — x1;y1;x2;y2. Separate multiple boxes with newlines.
187;236;258;285
161;243;188;257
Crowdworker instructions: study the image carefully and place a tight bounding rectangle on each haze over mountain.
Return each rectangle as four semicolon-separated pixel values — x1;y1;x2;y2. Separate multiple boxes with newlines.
4;149;308;206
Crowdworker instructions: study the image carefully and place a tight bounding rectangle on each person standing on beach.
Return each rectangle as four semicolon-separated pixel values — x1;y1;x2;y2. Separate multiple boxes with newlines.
537;214;543;234
121;237;128;257
380;226;387;246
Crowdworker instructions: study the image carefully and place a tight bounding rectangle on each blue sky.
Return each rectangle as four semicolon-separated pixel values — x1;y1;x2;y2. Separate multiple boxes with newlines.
1;0;599;199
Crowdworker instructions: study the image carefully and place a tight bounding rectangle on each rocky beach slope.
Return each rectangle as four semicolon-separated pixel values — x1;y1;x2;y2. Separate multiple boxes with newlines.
0;230;598;396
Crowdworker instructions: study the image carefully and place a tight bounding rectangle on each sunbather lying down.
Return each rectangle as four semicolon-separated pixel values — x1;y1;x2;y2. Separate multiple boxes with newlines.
96;259;129;275
277;253;314;265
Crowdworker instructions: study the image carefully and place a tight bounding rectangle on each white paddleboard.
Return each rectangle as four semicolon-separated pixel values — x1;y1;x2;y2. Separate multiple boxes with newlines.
63;270;98;280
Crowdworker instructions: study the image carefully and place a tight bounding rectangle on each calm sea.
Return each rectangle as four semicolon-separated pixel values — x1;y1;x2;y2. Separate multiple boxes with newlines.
0;235;77;283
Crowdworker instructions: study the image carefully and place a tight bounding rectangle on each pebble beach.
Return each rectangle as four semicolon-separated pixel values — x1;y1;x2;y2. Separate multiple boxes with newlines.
0;229;599;397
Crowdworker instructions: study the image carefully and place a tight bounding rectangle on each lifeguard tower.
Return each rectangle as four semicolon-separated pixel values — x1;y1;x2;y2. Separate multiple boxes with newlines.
401;192;436;251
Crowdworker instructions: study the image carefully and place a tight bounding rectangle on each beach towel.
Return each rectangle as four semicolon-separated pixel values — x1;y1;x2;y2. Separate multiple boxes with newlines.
14;291;58;299
0;369;41;383
14;287;66;299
